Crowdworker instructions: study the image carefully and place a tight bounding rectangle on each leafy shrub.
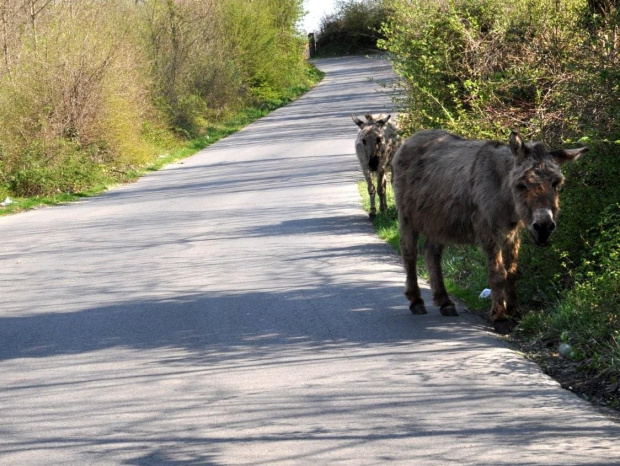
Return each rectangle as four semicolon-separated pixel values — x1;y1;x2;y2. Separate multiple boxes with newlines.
316;0;389;56
142;0;243;134
0;0;312;197
0;1;158;195
143;0;307;136
222;0;307;94
380;0;614;141
520;203;620;375
8;140;103;197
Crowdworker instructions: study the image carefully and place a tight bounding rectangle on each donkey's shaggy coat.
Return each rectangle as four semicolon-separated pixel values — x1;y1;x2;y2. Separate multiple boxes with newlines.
392;129;588;333
352;113;401;219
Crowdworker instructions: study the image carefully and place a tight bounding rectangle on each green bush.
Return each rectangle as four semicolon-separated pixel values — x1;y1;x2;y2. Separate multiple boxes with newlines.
316;0;389;56
0;1;160;195
519;203;620;374
8;140;103;197
0;0;312;197
143;0;308;136
380;0;614;141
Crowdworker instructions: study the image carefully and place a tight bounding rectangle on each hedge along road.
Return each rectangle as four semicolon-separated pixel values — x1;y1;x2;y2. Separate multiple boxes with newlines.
0;56;618;464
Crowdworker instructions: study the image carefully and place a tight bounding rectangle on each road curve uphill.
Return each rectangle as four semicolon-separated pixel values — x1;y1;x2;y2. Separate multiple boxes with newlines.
0;56;619;465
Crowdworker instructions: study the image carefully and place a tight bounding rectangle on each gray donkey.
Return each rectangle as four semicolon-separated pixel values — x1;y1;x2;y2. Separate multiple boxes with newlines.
352;113;401;219
392;129;588;333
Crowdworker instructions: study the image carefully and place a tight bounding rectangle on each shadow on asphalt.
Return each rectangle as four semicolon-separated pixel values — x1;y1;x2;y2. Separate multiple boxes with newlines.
0;276;489;362
3;284;620;463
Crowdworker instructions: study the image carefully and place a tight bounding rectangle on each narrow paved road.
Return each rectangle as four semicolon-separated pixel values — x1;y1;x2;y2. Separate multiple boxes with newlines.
1;57;618;464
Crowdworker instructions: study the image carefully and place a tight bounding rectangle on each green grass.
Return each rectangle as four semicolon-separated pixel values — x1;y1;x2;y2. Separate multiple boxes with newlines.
357;181;400;250
0;67;324;216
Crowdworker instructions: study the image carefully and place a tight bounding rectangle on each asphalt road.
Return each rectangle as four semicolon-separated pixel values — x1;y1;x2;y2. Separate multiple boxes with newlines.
1;56;619;465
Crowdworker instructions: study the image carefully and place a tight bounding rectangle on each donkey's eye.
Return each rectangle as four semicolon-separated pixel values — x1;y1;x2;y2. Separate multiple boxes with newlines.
377;138;382;144
516;182;527;191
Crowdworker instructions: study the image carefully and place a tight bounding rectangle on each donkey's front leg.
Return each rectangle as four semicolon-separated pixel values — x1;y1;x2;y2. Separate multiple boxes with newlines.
363;168;377;219
502;235;521;317
424;239;458;316
399;215;426;314
483;243;514;333
377;169;388;213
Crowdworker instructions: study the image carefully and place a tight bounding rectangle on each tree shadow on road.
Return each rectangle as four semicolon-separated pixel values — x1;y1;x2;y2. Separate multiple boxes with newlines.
2;278;619;463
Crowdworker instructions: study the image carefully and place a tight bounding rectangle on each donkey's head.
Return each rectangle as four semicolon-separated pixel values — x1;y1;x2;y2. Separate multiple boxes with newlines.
352;113;391;171
508;130;588;246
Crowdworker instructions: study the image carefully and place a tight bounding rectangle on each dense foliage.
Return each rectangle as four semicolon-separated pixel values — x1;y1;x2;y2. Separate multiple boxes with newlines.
377;0;620;382
0;0;313;198
315;0;388;56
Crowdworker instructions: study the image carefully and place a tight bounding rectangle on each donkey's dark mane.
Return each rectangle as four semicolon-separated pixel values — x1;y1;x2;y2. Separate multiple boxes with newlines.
527;143;550;161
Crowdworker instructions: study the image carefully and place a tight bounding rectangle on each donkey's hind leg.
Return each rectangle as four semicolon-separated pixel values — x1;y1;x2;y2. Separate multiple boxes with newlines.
399;215;426;314
424;239;458;316
363;168;377;219
377;170;388;213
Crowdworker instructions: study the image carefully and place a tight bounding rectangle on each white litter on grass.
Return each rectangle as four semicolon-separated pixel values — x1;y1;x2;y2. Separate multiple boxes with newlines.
559;343;573;358
479;288;491;299
0;197;13;207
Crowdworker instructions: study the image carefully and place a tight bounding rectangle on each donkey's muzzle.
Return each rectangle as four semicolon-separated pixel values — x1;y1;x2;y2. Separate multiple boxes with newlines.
531;219;556;247
369;156;380;172
530;209;556;247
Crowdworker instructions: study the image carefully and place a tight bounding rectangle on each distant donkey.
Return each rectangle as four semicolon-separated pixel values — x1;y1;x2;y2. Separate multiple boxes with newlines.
392;129;588;333
352;113;402;219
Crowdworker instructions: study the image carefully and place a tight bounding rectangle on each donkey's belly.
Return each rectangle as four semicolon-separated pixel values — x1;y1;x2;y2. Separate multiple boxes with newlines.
418;218;477;246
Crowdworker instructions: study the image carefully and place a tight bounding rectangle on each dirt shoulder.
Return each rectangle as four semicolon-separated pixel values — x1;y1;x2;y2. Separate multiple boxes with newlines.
517;337;620;421
470;308;620;421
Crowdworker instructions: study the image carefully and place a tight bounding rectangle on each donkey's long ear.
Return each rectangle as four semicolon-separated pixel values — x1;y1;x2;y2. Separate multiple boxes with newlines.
509;130;526;160
351;114;365;129
549;146;589;165
377;114;391;127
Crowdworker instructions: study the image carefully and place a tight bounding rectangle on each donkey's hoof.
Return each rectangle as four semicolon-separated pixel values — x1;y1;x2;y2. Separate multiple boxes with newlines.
440;304;459;316
493;319;516;335
410;303;428;315
369;212;376;220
